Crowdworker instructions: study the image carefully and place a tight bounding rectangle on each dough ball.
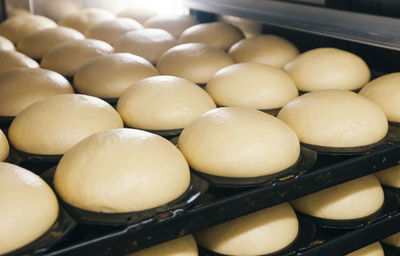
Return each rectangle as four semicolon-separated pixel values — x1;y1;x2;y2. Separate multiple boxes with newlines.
346;242;384;256
117;75;216;130
382;232;400;247
0;130;9;161
291;175;384;220
143;15;198;38
0;50;39;74
8;94;123;155
206;62;298;109
277;90;388;147
117;7;157;24
157;43;234;84
0;162;58;255
178;107;300;178
375;165;400;188
54;128;190;213
0;35;15;51
284;48;370;92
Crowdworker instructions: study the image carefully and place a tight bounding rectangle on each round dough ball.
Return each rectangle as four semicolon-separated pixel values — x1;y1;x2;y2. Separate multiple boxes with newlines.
0;35;15;51
277;90;388;147
284;48;370;92
114;28;177;64
196;203;298;256
128;235;198;256
0;50;39;74
0;130;9;161
291;175;384;220
0;14;56;44
74;53;159;98
41;39;113;76
0;162;58;255
157;43;234;84
117;75;216;130
382;232;400;247
206;62;298;109
143;15;198;38
17;26;84;59
359;73;400;123
58;8;115;34
0;68;73;116
178;107;300;178
375;165;400;188
117;7;157;24
228;34;299;68
179;22;244;51
346;242;384;256
54;128;190;213
8;94;123;155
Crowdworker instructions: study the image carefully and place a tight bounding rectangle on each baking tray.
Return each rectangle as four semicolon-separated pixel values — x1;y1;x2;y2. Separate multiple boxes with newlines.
0;116;14;129
126;125;183;138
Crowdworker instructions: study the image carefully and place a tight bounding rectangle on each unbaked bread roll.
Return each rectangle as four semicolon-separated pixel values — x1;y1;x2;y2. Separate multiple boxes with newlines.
382;232;400;247
127;235;198;256
284;48;370;91
117;7;157;24
117;75;216;130
143;15;198;38
375;165;400;188
157;43;234;84
41;39;113;76
114;28;177;64
228;34;299;68
54;128;190;213
206;62;298;109
0;50;39;74
0;162;58;255
196;203;298;256
74;53;159;98
277;90;388;148
0;130;9;161
346;242;384;256
58;8;115;34
0;35;15;51
0;68;73;116
179;22;244;50
0;14;56;43
178;107;300;177
8;94;123;155
291;175;384;220
17;26;84;59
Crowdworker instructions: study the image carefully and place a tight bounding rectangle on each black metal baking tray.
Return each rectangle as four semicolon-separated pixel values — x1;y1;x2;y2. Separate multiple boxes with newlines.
126;125;183;138
0;116;14;129
10;146;62;163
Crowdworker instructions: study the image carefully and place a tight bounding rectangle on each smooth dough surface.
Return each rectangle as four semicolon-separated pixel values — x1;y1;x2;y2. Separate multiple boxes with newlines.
0;68;73;116
114;28;177;64
284;48;370;91
17;26;84;59
74;53;159;98
291;175;384;220
117;75;216;130
143;15;198;38
8;94;123;155
41;39;113;76
228;34;299;68
0;35;15;51
196;203;299;256
382;232;400;247
0;50;39;74
178;107;300;177
54;128;190;213
117;7;157;24
179;22;244;50
346;242;384;256
128;235;198;256
157;43;234;84
277;90;388;147
375;165;400;188
0;130;9;161
206;62;298;109
0;162;58;255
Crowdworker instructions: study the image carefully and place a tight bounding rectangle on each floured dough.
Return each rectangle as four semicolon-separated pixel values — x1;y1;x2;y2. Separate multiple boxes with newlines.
346;242;384;256
0;35;15;51
117;7;157;24
144;15;198;38
375;165;400;188
0;130;9;161
0;51;39;74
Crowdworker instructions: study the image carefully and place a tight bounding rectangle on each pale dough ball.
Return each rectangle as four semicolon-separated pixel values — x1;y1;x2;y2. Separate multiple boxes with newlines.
206;62;298;109
277;90;388;147
359;73;400;123
291;175;384;220
178;107;300;177
8;94;123;155
17;26;84;59
0;14;56;44
382;232;400;247
0;130;9;161
58;8;115;34
143;15;198;38
0;162;58;255
117;7;157;24
0;68;73;116
54;128;190;213
179;22;244;51
86;18;143;45
375;165;400;188
228;34;299;68
0;50;39;74
127;235;198;256
114;28;177;64
157;43;234;84
41;39;113;76
74;53;159;98
196;203;298;256
284;48;371;91
33;0;80;22
117;75;216;130
346;242;384;256
0;36;15;51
